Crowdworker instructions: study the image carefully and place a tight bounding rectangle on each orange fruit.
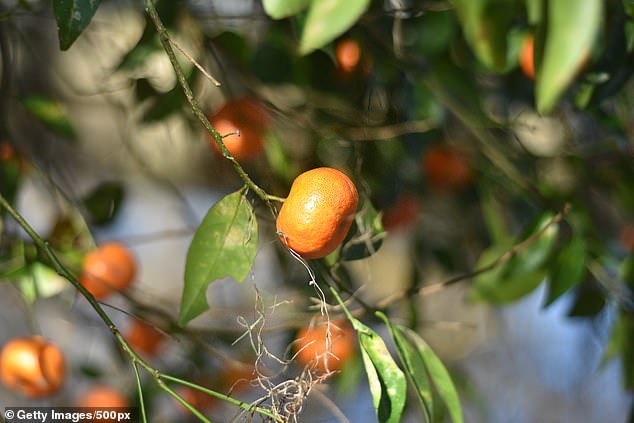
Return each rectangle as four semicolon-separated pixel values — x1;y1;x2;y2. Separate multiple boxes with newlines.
124;319;164;358
520;34;535;80
208;98;269;161
276;167;359;259
295;320;356;373
422;145;472;192
76;385;129;408
220;363;254;394
79;243;136;300
382;194;422;231
0;336;66;398
174;385;216;416
336;39;362;74
0;143;15;161
620;224;634;251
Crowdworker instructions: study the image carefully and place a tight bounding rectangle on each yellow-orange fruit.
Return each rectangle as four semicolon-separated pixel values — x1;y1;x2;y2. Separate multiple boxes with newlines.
0;336;65;398
295;321;356;373
79;243;136;300
422;146;472;192
208;98;269;161
276;168;358;259
520;34;535;80
124;320;164;358
76;385;129;408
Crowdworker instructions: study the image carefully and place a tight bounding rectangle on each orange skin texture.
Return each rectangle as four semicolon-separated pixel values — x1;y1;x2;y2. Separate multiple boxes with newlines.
124;320;164;358
295;321;356;373
422;146;473;192
76;385;129;408
382;194;422;231
0;336;65;398
276;168;359;259
520;34;535;80
80;243;136;300
208;98;269;161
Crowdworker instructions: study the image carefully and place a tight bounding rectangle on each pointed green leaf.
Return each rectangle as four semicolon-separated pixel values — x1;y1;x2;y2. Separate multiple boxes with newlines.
299;0;371;55
471;213;559;304
396;325;464;423
53;0;101;50
545;233;586;306
353;318;406;423
535;0;602;113
179;189;258;325
378;312;433;422
263;0;311;19
451;0;517;71
22;95;77;140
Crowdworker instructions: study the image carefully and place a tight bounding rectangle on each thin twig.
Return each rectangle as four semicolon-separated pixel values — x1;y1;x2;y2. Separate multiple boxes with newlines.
343;119;436;141
170;38;221;87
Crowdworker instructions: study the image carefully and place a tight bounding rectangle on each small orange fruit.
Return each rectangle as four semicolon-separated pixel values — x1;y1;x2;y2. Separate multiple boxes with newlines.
520;34;535;80
295;321;356;373
124;319;164;358
0;143;15;161
76;385;129;408
620;224;634;251
0;336;66;398
336;39;362;74
276;167;359;259
208;98;269;161
382;194;422;231
220;363;254;394
79;242;136;300
422;145;472;192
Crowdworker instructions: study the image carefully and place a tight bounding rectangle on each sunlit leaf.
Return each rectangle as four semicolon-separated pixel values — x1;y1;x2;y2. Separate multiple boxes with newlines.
179;189;258;325
263;0;311;19
451;0;518;71
379;312;433;422
22;95;77;140
545;233;586;306
535;0;602;113
396;325;464;423
53;0;101;50
299;0;371;55
352;317;406;423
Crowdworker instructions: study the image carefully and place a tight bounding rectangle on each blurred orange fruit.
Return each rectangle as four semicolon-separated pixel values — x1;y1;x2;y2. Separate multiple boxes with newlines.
422;145;472;192
0;336;65;398
520;34;535;80
0;143;15;161
276;167;359;259
124;319;164;358
336;39;362;74
76;385;129;408
79;243;136;300
220;363;254;394
295;320;356;373
208;98;269;161
382;194;422;231
174;385;216;416
620;224;634;251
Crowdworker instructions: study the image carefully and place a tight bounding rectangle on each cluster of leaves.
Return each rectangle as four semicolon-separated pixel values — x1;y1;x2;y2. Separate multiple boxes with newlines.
1;0;633;422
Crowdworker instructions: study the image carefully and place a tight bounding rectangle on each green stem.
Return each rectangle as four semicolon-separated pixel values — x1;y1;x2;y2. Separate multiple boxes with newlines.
159;380;214;423
131;362;148;423
143;0;283;208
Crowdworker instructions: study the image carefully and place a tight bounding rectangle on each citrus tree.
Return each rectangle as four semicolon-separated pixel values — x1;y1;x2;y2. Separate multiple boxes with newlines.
1;0;633;422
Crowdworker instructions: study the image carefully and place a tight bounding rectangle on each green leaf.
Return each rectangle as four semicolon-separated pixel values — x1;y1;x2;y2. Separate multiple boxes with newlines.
341;200;385;261
21;95;77;140
299;0;371;55
535;0;602;113
525;0;542;24
471;213;559;304
179;189;258;325
545;233;586;306
451;0;517;71
263;0;311;19
53;0;101;50
82;182;125;225
379;312;433;422
396;325;464;423
353;318;406;423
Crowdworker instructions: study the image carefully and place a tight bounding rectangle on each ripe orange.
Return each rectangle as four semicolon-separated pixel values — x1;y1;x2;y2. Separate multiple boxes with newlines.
276;167;359;259
0;336;65;398
336;39;362;74
76;385;129;408
520;34;535;80
208;98;269;161
382;194;422;231
295;320;356;373
422;145;472;192
124;319;164;358
79;243;136;300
